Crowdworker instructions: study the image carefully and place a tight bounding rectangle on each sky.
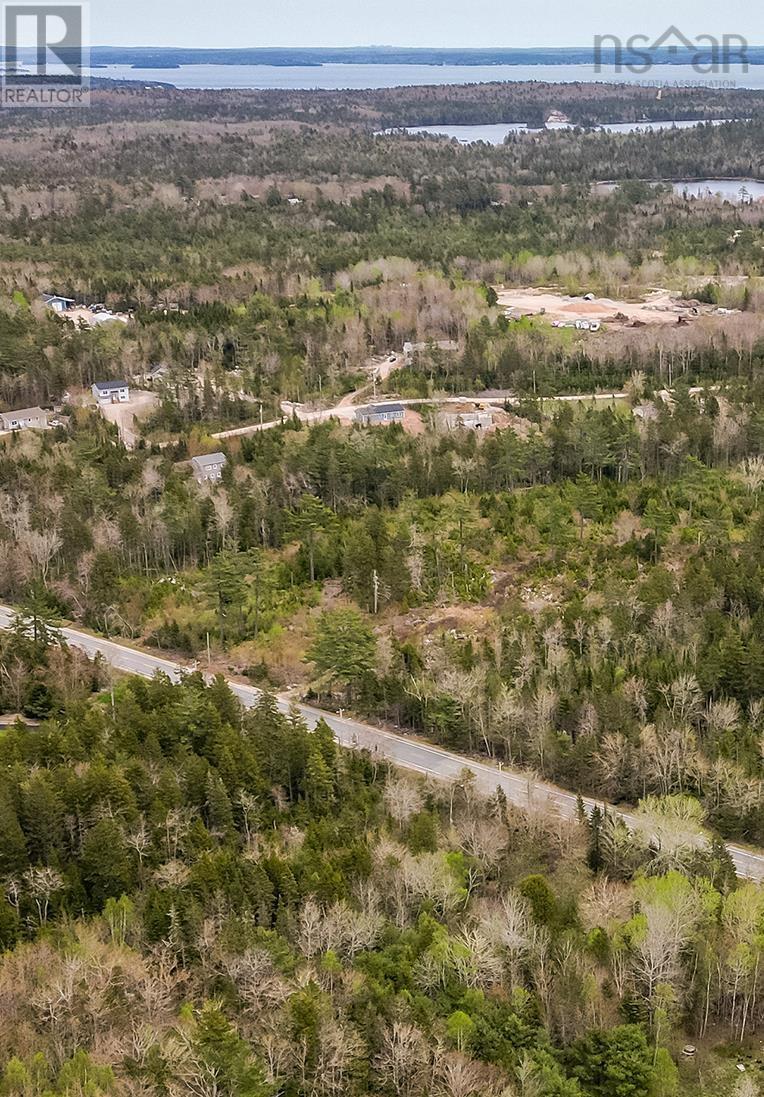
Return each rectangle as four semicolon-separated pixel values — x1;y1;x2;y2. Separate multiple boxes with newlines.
89;0;764;49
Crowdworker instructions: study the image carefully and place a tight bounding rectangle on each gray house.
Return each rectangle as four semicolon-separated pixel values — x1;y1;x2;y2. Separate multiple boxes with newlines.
356;403;405;427
141;363;169;385
192;452;227;484
0;406;48;431
92;380;130;404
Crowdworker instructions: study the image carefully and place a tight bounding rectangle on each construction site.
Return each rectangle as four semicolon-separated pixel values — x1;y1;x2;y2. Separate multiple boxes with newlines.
495;286;736;331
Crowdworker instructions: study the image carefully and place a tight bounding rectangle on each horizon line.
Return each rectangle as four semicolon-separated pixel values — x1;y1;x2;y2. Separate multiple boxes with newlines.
84;43;764;52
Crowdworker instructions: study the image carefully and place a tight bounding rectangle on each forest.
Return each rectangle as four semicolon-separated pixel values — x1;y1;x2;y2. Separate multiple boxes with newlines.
2;79;764;129
2;77;764;1095
0;630;757;1097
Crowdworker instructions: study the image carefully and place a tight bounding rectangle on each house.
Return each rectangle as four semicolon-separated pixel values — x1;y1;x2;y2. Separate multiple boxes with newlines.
633;403;659;422
439;409;494;432
356;403;405;427
0;406;48;431
403;340;459;364
92;380;130;404
41;294;75;313
545;110;572;129
192;452;227;484
141;363;169;385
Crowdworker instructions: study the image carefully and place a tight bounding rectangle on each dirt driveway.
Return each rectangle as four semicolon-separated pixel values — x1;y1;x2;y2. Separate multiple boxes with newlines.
99;390;158;448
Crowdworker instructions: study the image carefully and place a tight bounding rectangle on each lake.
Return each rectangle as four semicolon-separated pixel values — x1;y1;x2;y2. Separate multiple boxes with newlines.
672;179;764;201
85;61;763;91
596;179;764;201
396;119;735;143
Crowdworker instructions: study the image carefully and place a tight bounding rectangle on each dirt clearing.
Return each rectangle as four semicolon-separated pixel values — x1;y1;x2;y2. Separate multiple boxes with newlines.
495;286;729;329
99;390;157;448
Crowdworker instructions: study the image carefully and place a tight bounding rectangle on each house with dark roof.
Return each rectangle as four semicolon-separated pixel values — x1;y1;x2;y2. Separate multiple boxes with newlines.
356;403;405;427
92;380;130;404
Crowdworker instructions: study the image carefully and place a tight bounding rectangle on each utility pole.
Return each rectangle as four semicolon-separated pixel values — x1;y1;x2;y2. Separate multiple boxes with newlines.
206;632;212;668
373;569;380;615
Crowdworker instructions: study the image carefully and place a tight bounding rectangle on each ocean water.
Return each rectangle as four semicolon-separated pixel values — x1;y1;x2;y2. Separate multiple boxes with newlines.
86;61;763;91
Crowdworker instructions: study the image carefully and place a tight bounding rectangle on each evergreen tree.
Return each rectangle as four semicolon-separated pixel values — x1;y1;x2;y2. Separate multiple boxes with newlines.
568;1025;654;1097
307;608;377;704
80;819;136;908
0;793;28;877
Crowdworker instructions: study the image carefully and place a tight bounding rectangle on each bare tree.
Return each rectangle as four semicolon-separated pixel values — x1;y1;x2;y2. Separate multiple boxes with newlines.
376;1022;431;1097
384;778;424;827
24;866;64;925
20;527;62;585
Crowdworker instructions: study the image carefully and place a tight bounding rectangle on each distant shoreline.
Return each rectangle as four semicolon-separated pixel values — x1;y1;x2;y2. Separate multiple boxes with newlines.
69;45;764;68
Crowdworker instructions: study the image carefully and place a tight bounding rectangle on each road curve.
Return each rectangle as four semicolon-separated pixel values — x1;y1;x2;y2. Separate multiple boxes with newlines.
2;605;762;882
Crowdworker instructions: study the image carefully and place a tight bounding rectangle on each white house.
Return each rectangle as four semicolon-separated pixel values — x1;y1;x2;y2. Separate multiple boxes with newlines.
192;453;227;484
92;380;130;404
0;406;48;431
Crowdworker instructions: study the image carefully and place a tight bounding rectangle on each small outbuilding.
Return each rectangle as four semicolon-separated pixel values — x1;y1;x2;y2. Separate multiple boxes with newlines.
41;294;75;313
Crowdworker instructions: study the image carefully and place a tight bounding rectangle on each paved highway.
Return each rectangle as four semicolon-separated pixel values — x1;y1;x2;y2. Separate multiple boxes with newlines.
2;606;762;882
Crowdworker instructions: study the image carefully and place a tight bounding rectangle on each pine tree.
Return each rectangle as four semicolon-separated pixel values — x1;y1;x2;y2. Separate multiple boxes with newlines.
80;818;135;909
588;805;604;873
289;495;336;583
207;675;242;728
205;771;235;834
191;1003;271;1097
304;743;333;814
20;773;64;864
0;792;28;877
307;608;377;704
